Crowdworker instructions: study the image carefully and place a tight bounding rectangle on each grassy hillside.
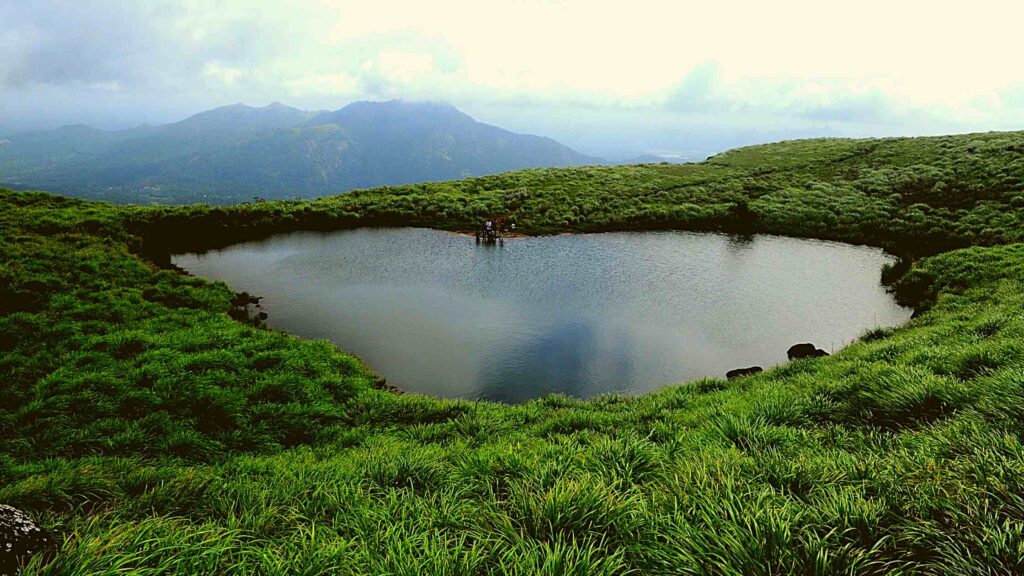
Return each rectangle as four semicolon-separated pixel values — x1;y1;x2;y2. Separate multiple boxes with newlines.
3;130;1024;574
129;131;1024;260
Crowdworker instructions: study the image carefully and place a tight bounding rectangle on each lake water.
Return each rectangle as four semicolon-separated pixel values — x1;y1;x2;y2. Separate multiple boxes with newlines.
174;228;911;402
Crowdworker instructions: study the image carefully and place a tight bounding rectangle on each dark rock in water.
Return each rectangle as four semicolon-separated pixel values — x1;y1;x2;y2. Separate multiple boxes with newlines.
228;291;268;326
726;366;763;380
787;343;829;360
0;505;51;575
374;377;403;395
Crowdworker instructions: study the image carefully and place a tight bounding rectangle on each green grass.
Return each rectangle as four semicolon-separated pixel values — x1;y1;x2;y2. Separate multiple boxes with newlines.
3;130;1024;573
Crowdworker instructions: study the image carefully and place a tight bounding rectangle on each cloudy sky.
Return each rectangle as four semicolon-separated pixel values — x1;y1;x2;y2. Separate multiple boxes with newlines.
3;0;1023;158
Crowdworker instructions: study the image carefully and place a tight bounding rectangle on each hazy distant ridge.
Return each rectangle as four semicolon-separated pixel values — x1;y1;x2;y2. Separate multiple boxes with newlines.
0;100;600;204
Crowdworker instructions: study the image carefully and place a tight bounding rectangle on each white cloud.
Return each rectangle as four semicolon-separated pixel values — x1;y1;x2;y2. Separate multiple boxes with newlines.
203;62;244;86
89;80;123;92
284;72;359;97
376;52;435;83
4;0;1023;149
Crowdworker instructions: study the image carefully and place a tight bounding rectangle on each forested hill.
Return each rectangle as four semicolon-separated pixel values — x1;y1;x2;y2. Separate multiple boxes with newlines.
4;130;1024;574
0;100;599;204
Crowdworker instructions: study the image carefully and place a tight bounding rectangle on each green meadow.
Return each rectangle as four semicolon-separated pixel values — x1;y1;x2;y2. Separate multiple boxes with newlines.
3;130;1024;574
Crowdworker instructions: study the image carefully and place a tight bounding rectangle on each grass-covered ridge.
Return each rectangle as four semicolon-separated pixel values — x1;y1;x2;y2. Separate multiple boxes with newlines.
3;130;1024;574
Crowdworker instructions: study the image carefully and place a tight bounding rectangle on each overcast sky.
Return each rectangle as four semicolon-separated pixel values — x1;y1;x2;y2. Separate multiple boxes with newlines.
2;0;1023;158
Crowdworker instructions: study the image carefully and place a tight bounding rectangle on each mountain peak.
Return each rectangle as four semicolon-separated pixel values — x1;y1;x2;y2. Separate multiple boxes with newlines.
339;99;464;114
2;99;599;203
346;99;455;108
308;99;474;129
58;123;98;132
176;102;310;131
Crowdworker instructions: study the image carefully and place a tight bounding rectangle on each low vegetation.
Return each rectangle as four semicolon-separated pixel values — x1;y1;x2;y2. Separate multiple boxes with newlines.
3;130;1024;574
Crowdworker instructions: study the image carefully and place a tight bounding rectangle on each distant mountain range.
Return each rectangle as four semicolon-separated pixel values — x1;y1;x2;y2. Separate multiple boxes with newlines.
615;154;696;165
0;100;601;204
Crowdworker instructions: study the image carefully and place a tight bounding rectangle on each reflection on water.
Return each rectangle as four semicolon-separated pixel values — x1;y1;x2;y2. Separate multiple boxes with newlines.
478;320;637;403
174;228;911;401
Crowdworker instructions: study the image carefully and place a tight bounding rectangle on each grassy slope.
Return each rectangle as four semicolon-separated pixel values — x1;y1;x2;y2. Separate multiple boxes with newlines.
2;131;1024;574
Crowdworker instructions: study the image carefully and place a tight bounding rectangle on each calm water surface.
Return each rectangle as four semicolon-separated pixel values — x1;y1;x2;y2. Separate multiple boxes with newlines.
174;228;911;402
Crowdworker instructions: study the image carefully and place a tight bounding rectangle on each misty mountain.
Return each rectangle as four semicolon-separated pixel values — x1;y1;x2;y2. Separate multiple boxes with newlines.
0;100;601;204
615;154;697;165
172;102;323;132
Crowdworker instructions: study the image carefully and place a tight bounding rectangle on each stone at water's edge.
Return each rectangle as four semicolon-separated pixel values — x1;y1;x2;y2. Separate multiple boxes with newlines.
726;366;763;380
787;343;830;361
0;505;50;576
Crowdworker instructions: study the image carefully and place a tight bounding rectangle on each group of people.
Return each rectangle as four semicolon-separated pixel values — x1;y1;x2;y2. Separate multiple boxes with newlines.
475;218;515;244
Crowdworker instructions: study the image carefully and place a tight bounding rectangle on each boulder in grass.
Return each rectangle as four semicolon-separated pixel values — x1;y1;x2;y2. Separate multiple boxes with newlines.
0;505;50;576
726;366;763;380
787;343;829;361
